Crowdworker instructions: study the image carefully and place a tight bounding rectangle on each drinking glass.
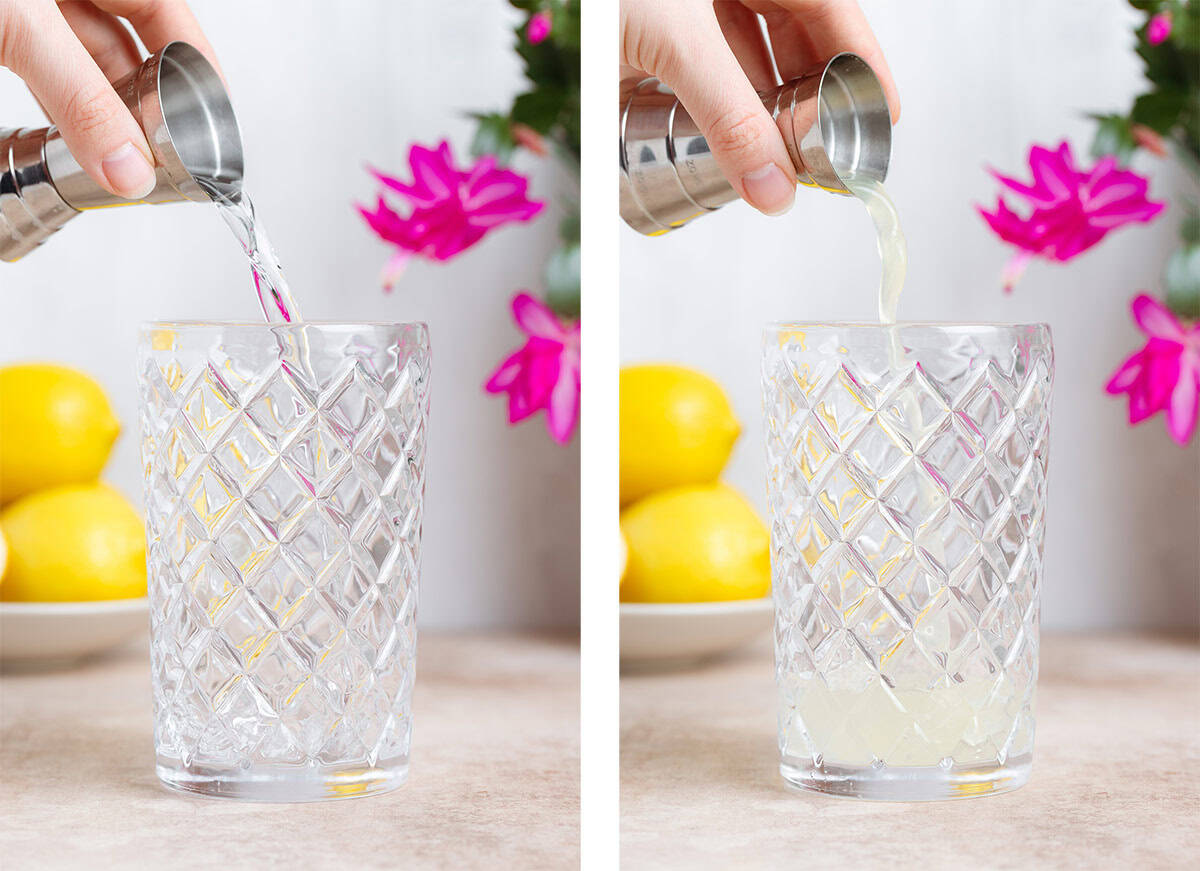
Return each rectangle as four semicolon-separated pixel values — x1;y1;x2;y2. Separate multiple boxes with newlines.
137;321;430;801
762;323;1052;800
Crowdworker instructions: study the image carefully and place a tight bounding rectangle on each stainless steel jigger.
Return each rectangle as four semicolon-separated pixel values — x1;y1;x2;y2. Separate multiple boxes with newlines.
0;41;242;261
619;52;891;235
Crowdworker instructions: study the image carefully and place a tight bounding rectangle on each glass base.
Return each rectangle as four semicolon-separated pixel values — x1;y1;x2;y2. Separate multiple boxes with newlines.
156;758;408;802
780;754;1031;801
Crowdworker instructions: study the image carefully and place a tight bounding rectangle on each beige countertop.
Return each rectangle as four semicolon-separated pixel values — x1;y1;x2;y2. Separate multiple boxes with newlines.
622;632;1200;870
0;631;579;870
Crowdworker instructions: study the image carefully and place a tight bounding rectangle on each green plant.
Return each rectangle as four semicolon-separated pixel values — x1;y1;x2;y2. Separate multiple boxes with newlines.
1091;0;1200;319
470;0;581;319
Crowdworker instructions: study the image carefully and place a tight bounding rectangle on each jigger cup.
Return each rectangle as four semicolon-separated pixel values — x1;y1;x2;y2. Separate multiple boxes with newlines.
0;41;242;261
619;52;892;235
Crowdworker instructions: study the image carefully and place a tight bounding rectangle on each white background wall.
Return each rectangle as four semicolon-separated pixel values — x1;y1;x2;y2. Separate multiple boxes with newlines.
621;0;1200;630
0;2;579;628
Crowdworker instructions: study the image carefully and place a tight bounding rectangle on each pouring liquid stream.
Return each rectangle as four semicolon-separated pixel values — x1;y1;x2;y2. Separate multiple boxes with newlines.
846;175;944;558
844;175;907;326
843;175;929;494
197;179;303;324
197;178;316;382
781;175;982;765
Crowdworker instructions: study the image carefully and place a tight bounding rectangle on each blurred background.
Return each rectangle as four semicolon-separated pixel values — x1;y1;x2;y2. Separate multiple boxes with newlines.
0;1;579;629
620;0;1199;631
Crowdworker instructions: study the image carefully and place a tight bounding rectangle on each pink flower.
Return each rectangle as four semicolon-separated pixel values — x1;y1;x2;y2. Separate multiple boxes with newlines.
485;293;580;444
511;122;548;157
1131;123;1168;158
1106;294;1200;445
978;141;1165;291
357;140;544;289
527;10;552;44
1147;11;1172;44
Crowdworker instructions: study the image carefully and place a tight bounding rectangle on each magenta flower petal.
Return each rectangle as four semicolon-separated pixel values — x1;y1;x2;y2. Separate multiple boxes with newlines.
409;149;453;202
977;200;1044;250
1107;293;1200;445
359;139;545;286
485;351;525;391
989;169;1047;204
371;168;423;203
379;250;412;292
1001;250;1034;293
485;292;580;443
1166;362;1200;444
356;197;405;243
1131;293;1186;341
1030;143;1078;202
527;10;552;44
1148;11;1172;44
512;292;565;339
1105;353;1143;394
980;140;1166;290
545;354;581;444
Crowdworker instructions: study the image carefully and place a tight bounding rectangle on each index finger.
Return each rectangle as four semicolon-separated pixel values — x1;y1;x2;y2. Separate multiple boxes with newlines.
773;0;900;123
86;0;221;77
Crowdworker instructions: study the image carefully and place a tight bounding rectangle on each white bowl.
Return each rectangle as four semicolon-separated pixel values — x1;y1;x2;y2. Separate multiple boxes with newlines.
620;598;773;668
0;598;149;665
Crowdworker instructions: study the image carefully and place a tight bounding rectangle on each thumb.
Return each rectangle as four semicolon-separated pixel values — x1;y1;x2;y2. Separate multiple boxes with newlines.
5;3;156;200
653;13;796;216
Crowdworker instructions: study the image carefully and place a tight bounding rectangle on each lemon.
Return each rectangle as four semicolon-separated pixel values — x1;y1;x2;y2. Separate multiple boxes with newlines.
0;525;7;585
0;483;146;602
620;483;770;603
0;364;121;505
618;527;628;588
619;364;740;506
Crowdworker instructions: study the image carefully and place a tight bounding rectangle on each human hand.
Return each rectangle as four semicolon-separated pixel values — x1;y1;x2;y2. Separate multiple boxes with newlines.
621;0;899;216
0;0;219;199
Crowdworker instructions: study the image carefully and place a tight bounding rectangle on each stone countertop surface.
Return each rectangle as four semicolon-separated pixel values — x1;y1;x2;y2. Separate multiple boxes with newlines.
0;631;579;870
621;632;1200;870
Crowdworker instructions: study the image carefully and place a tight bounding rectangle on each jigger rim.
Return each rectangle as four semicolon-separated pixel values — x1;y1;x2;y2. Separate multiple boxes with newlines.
811;51;893;191
153;40;244;201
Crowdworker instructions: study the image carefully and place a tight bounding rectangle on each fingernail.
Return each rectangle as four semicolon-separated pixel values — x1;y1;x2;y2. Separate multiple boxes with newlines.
741;163;795;216
101;142;156;200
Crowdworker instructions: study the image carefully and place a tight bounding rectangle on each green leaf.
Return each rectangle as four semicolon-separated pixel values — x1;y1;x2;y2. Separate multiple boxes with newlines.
1164;242;1200;319
543;242;580;319
1173;0;1200;51
552;0;581;51
512;87;568;133
1090;113;1138;163
1130;88;1189;133
469;113;516;164
1180;199;1200;244
558;209;580;245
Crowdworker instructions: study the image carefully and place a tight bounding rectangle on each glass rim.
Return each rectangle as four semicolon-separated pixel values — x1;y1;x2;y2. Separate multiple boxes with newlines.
139;320;429;330
764;320;1051;330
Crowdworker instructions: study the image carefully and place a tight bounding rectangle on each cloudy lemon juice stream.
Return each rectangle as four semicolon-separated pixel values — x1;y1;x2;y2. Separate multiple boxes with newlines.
780;177;1008;769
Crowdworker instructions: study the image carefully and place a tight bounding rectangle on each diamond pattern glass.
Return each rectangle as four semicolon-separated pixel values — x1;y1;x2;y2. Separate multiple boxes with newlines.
138;322;430;801
762;323;1052;800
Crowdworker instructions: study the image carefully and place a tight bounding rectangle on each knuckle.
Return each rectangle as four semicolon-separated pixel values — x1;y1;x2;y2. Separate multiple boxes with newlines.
621;0;690;77
61;86;121;140
91;41;130;76
621;23;674;78
707;106;769;160
0;3;36;69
